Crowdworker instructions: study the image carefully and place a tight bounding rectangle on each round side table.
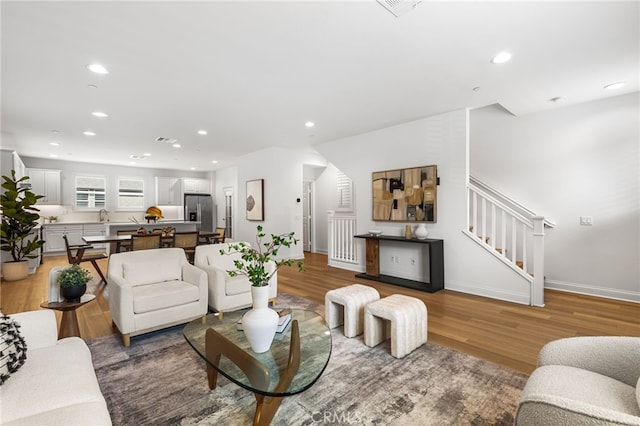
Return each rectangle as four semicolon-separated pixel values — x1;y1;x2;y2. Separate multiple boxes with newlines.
40;294;96;339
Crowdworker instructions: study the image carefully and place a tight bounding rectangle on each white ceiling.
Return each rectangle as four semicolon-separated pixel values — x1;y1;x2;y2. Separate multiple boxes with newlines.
2;1;638;172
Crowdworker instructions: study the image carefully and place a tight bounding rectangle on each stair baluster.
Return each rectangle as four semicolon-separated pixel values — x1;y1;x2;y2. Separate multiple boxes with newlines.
466;178;549;306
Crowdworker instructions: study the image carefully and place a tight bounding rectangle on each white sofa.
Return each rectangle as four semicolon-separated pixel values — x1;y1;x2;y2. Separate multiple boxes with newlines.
516;336;640;425
0;310;111;425
107;248;208;346
194;243;277;317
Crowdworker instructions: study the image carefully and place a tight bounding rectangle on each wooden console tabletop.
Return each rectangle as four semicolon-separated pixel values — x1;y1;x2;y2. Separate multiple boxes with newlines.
354;234;444;293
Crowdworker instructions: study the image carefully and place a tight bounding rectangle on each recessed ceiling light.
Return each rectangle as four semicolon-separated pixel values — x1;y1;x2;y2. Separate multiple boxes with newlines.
143;153;151;157
197;130;207;135
172;143;181;148
190;167;196;170
50;130;60;134
87;64;109;74
604;82;625;90
49;142;60;146
87;84;98;89
91;111;108;118
130;161;137;165
129;155;148;160
49;154;58;158
83;131;96;136
491;51;512;64
305;121;315;128
211;160;218;164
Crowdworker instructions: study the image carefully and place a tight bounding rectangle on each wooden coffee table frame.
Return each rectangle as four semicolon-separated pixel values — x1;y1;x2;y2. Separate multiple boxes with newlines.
205;320;301;426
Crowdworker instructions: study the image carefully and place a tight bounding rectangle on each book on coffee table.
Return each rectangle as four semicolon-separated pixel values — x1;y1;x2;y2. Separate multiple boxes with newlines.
237;312;292;333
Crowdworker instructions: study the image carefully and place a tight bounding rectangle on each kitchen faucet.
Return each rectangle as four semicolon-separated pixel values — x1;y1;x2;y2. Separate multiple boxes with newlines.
99;209;109;222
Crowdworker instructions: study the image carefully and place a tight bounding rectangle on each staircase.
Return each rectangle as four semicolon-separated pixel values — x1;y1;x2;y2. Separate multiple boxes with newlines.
465;176;555;306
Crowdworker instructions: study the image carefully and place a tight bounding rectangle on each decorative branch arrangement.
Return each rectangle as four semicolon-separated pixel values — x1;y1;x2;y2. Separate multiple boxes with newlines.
220;225;304;287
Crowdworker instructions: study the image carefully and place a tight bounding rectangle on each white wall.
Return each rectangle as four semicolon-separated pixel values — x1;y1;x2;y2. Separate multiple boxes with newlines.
471;93;640;302
221;147;327;260
312;163;340;254
315;109;532;303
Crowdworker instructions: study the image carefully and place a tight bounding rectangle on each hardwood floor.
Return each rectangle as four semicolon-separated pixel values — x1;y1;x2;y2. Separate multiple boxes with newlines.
2;252;638;375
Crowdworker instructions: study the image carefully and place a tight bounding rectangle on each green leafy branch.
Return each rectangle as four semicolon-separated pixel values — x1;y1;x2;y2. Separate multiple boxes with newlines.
220;225;304;287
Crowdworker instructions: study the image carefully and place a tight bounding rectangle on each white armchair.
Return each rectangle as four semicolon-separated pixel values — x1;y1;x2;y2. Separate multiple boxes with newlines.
194;243;277;317
516;336;640;425
107;248;208;346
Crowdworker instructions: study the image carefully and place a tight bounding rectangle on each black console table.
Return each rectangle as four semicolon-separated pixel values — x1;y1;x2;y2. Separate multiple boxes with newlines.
354;234;444;293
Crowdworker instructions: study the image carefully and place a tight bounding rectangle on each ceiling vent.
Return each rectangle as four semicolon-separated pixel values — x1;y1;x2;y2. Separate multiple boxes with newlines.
155;137;178;144
377;0;422;17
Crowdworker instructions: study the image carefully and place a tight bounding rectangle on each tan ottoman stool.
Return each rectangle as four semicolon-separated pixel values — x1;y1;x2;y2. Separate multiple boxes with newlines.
364;294;427;358
325;284;380;337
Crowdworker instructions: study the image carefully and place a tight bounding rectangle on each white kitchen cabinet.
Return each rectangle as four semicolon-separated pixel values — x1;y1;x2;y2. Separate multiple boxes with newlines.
156;177;182;205
43;224;83;253
43;224;107;254
26;168;61;204
182;178;210;194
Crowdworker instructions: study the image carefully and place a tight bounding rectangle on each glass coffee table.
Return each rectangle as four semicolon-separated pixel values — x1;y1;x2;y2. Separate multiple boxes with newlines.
184;309;331;425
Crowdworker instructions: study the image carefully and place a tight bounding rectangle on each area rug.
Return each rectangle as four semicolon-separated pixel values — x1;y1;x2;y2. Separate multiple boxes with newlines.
88;293;527;425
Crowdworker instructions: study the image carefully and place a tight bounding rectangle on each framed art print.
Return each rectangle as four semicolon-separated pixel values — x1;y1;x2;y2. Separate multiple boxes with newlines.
246;179;264;221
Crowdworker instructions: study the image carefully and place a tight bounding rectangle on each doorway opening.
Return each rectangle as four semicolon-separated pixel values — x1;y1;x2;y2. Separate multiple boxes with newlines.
223;187;233;240
302;181;313;252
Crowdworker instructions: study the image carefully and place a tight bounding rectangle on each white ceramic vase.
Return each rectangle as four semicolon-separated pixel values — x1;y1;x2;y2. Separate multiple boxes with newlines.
241;285;279;353
414;223;428;240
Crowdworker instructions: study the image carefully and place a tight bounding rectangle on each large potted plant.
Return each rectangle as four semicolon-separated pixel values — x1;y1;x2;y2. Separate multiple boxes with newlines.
57;264;92;302
221;225;303;352
1;170;45;281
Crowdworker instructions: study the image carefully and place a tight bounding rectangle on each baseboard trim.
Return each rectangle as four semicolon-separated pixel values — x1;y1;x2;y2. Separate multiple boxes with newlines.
445;280;531;305
545;279;640;303
328;259;363;273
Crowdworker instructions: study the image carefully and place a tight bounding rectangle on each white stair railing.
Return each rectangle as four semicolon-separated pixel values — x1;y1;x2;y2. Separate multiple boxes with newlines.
466;178;547;306
327;211;358;269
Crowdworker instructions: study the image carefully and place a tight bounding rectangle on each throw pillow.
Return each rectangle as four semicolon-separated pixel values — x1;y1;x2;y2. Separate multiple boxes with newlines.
0;314;27;385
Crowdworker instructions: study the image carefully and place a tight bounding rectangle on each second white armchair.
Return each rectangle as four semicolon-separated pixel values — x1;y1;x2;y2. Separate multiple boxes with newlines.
194;243;277;317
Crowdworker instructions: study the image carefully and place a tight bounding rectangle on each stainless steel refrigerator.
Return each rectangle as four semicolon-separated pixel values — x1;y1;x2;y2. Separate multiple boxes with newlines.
184;194;215;232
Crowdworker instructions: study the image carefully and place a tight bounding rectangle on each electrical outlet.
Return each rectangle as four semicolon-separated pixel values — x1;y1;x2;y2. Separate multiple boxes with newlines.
580;216;593;226
410;259;415;266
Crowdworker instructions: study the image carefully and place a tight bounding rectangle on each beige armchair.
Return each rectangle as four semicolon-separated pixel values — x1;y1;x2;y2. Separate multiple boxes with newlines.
107;248;208;346
516;336;640;426
194;243;277;317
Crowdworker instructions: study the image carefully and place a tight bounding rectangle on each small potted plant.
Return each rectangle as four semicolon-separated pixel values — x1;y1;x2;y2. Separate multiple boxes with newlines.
0;170;45;281
221;225;303;352
48;216;57;223
57;264;92;302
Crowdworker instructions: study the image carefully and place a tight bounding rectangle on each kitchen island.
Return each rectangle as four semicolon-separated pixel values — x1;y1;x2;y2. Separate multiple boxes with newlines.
42;221;199;255
105;220;199;234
